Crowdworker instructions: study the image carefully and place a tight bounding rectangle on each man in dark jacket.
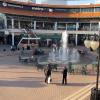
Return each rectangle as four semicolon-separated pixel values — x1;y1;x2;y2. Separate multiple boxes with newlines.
45;64;52;84
62;67;68;85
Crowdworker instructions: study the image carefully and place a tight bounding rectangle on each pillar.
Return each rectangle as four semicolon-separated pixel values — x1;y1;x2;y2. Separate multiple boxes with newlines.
11;18;14;46
34;21;36;30
18;20;21;29
76;22;79;31
98;22;100;31
11;18;14;29
4;16;8;44
12;33;14;46
54;22;57;30
90;23;91;31
75;34;78;46
4;16;7;29
43;22;44;28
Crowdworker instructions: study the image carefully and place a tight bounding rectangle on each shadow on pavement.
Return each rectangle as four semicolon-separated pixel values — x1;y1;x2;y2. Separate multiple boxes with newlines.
51;82;89;87
0;79;46;88
0;70;38;74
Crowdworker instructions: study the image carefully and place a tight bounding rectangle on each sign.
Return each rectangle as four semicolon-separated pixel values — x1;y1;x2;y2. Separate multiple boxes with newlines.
2;2;23;8
0;1;69;12
0;1;48;11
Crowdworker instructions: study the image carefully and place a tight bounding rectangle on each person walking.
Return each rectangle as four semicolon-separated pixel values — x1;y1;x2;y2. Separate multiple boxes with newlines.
44;66;48;83
62;67;68;85
46;64;52;84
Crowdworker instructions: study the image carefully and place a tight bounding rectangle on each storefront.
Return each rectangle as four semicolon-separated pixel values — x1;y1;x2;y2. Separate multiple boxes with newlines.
37;34;61;47
0;13;5;44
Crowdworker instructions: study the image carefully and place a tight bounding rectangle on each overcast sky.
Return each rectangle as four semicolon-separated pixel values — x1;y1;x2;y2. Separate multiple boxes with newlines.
36;0;100;4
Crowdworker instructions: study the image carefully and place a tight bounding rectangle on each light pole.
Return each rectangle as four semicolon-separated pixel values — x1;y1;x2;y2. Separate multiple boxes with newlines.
84;33;100;100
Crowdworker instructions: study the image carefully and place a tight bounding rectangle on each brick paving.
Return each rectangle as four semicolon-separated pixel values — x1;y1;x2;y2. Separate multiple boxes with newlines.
0;51;98;100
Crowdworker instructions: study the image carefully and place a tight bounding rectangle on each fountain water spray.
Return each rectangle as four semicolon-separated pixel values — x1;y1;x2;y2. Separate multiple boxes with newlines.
62;31;68;49
47;30;80;64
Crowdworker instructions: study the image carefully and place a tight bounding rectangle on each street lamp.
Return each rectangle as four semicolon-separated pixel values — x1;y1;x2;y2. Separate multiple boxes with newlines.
84;33;100;100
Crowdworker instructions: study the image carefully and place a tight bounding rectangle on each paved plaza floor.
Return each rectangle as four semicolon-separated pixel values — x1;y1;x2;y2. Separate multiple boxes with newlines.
0;50;99;100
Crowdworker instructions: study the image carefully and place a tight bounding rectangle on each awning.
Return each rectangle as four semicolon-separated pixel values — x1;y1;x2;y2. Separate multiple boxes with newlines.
37;34;61;40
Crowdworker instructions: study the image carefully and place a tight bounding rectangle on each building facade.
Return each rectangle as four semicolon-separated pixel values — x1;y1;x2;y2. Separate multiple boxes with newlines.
0;0;100;46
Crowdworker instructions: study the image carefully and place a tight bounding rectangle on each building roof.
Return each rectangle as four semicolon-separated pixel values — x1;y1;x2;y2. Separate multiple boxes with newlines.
0;0;100;18
1;0;100;8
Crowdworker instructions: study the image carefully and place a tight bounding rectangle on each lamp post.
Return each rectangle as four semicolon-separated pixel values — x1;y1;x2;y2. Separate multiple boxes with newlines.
84;33;100;100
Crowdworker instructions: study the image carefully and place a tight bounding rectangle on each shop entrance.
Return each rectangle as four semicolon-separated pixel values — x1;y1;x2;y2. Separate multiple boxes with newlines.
0;32;5;45
0;36;4;44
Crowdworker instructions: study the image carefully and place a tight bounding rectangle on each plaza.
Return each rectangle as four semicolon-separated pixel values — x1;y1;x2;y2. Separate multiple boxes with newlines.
0;45;99;100
0;0;100;100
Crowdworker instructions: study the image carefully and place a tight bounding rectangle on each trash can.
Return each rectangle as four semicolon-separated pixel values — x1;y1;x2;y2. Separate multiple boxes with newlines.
90;88;100;100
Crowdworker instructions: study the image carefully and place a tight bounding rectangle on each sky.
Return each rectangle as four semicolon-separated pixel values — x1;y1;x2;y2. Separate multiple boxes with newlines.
67;0;99;5
36;0;100;4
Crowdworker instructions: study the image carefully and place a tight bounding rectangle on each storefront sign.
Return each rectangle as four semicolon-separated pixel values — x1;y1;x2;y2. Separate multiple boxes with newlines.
0;1;48;11
2;2;23;8
0;1;66;12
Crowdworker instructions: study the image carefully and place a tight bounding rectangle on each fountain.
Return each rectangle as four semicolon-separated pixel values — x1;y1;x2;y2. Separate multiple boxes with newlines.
38;31;97;65
48;31;80;64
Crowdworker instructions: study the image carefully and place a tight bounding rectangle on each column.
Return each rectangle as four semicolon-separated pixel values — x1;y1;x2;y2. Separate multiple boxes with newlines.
75;34;78;46
54;22;57;30
18;20;21;29
11;18;14;46
4;16;8;44
90;23;91;31
75;22;78;46
4;16;9;35
98;22;100;31
76;22;79;31
12;33;14;46
34;21;36;30
4;16;7;29
11;18;14;29
43;22;44;28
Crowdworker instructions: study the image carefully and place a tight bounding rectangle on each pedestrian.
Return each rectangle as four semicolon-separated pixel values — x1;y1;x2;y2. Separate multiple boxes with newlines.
44;66;48;83
62;66;68;85
46;64;52;84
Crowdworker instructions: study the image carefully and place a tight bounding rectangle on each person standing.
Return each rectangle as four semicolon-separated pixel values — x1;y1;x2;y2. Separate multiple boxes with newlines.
46;65;52;84
62;67;68;85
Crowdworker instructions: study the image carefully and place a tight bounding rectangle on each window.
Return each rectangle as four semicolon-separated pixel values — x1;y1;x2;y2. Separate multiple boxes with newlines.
14;20;18;28
67;23;76;30
44;22;54;30
95;7;100;12
69;8;80;13
81;8;94;12
20;21;31;29
0;19;4;29
57;23;66;30
91;23;98;31
7;20;12;29
36;22;43;29
78;23;90;31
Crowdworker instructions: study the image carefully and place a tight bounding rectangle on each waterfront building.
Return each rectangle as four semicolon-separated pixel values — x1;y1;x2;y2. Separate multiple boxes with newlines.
0;0;100;46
